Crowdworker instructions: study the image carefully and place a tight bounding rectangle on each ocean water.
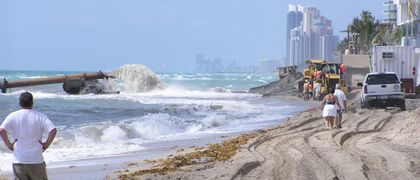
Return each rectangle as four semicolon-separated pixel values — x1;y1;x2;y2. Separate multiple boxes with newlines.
0;68;313;171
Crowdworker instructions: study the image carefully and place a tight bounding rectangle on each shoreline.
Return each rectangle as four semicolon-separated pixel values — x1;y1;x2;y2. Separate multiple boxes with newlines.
0;133;238;180
111;95;320;179
0;96;315;180
3;89;418;180
118;90;420;180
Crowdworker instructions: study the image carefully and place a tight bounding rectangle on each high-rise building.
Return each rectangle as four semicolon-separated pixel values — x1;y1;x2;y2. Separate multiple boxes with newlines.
195;53;212;73
385;0;420;37
303;7;317;36
286;4;303;66
290;26;308;68
383;0;398;25
322;35;339;61
286;5;339;71
395;0;420;25
211;58;223;73
195;54;226;73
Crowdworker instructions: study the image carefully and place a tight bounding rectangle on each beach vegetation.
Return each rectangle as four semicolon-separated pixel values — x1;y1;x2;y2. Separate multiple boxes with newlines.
338;11;411;56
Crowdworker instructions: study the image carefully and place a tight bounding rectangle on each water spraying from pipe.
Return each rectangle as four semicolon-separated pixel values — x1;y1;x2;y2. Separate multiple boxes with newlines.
111;64;163;93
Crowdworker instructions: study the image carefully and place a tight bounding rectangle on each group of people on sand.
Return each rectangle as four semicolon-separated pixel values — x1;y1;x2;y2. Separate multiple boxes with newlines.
304;63;346;102
303;79;323;101
320;84;347;129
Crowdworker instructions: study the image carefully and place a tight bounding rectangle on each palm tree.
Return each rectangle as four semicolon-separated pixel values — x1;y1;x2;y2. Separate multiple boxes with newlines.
372;26;406;46
340;11;406;55
390;26;405;43
350;11;378;54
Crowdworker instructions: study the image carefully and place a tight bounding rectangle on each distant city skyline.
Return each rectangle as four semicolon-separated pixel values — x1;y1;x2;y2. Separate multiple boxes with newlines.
0;1;382;72
194;53;278;74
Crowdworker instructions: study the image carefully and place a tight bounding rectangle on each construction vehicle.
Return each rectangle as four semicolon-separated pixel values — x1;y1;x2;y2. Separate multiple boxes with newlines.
303;60;325;80
277;65;298;79
320;62;348;94
299;60;347;100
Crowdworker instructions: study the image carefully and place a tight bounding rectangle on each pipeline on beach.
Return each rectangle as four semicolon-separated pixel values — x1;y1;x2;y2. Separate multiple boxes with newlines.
0;64;163;95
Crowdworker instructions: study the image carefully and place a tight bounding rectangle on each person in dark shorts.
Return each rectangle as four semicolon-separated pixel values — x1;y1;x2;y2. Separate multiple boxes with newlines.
0;92;57;180
334;84;347;128
308;81;313;100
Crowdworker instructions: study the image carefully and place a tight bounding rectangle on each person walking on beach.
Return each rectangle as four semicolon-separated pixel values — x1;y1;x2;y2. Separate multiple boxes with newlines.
334;84;347;128
307;82;313;100
0;92;57;180
303;80;309;101
314;80;322;101
320;88;340;129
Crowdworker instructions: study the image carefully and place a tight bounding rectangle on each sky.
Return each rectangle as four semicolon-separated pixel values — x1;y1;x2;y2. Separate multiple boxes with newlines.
0;0;382;72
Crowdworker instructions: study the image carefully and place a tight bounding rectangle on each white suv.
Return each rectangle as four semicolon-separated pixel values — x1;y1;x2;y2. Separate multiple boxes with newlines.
358;72;406;111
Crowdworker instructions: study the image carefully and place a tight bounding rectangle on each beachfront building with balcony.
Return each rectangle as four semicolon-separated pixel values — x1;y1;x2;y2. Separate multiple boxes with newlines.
371;0;420;91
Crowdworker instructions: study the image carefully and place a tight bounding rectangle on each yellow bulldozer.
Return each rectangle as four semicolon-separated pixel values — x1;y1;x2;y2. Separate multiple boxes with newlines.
299;60;347;100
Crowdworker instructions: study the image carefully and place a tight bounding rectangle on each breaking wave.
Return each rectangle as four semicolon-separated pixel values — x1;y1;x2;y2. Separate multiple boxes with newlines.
111;64;163;92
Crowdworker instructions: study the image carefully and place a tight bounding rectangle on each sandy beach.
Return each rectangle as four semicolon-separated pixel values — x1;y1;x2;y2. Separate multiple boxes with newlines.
0;90;418;180
117;90;420;180
2;1;418;180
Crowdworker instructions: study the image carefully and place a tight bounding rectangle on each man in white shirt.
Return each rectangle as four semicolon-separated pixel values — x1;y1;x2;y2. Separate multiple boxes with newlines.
0;92;57;180
314;80;322;101
334;84;347;128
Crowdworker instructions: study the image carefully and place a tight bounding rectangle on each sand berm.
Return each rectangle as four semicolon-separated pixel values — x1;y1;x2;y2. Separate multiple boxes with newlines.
117;74;420;180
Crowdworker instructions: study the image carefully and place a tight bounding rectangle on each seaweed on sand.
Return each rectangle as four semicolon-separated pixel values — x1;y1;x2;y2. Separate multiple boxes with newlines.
118;133;259;179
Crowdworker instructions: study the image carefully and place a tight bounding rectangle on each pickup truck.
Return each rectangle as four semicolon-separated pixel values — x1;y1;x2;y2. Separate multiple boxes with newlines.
358;72;406;111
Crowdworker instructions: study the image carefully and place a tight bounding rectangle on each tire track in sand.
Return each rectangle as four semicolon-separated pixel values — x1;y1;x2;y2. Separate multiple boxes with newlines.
341;109;420;180
232;112;339;180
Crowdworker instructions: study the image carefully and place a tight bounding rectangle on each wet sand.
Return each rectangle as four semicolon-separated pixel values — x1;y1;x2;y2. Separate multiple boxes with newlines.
119;90;420;180
0;134;235;180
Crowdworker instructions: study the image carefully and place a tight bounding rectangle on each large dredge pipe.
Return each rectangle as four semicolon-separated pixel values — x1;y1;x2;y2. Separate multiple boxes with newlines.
0;71;113;94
